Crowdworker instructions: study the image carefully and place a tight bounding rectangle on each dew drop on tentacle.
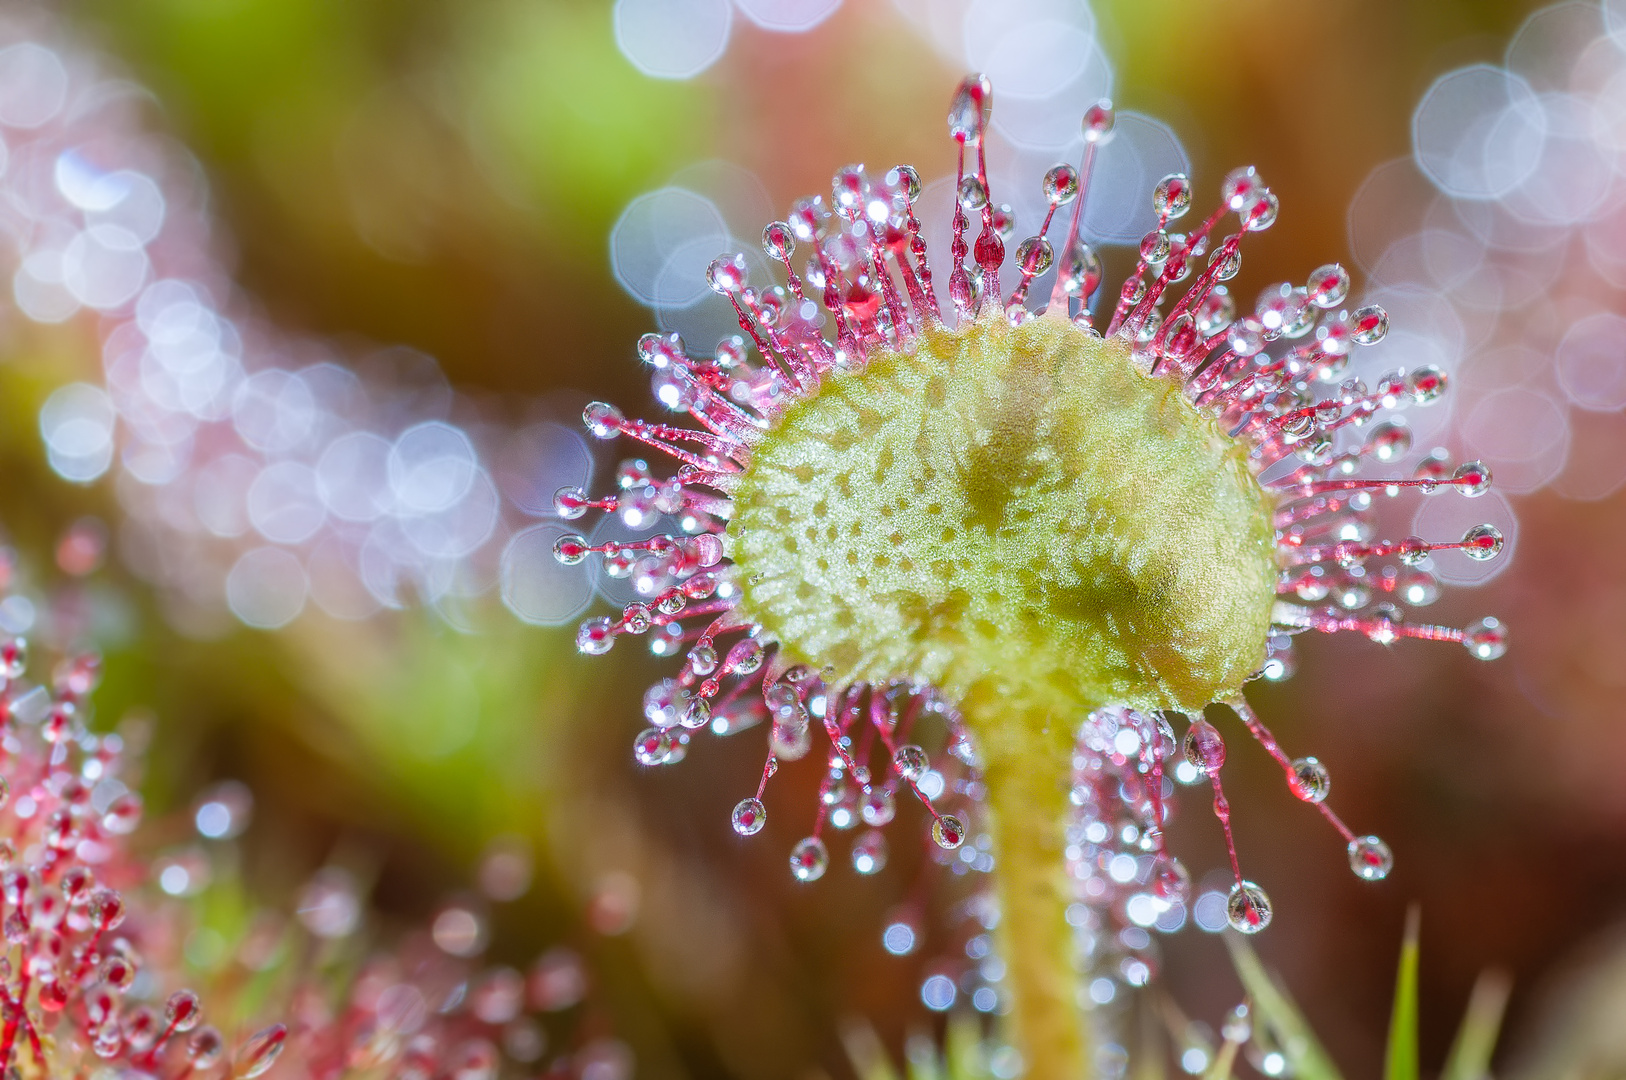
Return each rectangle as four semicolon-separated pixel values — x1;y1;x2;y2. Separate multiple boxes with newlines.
1153;174;1192;220
1288;757;1330;803
1407;365;1448;404
576;618;616;655
1461;523;1504;560
1453;461;1491;497
957;175;989;213
681;697;712;730
553;534;589;565
237;1026;289;1079
1347;836;1393;881
789;837;829;882
931;814;966;850
1306;263;1349;309
1225;881;1272;933
1043;165;1079;205
1349;305;1389;346
852;830;888;874
1182;719;1226;774
1153;855;1191;904
643;679;690;729
861;786;896;827
1396;568;1440;607
1463;616;1508;660
728;638;765;674
687;645;718;677
1015;237;1053;276
0;638;25;680
1365;421;1411;462
554;486;589;519
1221;166;1265;212
1082;100;1115;143
633;728;674;766
1141;231;1172;267
583;402;624;439
1246;192;1279;231
762;221;795;261
1057;238;1103;300
947;74;993;143
731;798;766;836
893;744;929;781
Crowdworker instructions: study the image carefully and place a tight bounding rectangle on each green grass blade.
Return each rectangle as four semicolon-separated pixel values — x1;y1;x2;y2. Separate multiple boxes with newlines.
1385;906;1423;1080
1224;934;1345;1080
1441;970;1513;1080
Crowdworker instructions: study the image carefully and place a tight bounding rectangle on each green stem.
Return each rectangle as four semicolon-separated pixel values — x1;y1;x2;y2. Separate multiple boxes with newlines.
964;686;1092;1080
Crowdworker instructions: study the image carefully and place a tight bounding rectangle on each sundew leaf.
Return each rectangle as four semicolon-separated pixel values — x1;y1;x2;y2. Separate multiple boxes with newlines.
1385;907;1422;1080
1225;934;1345;1080
1441;970;1513;1080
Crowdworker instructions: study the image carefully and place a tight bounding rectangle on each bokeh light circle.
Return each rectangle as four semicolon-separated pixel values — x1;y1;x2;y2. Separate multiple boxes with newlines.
226;546;309;629
1556;312;1626;411
613;0;732;80
39;383;116;483
1413;64;1546;200
501;524;595;626
610;187;730;306
734;0;842;32
0;43;67;129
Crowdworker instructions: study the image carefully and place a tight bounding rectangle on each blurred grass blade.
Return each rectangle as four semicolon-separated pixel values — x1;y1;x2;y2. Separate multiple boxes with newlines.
841;1019;902;1080
1134;993;1168;1080
1202;1034;1240;1080
943;1012;990;1080
903;1028;946;1080
1441;970;1513;1080
1225;934;1345;1080
1386;906;1422;1080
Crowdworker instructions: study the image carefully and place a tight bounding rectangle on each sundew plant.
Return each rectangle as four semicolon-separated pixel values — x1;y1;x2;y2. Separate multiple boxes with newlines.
560;77;1510;1079
0;554;289;1079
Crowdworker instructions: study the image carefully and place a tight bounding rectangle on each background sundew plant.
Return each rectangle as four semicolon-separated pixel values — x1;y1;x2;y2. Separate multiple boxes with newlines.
2;0;1626;1078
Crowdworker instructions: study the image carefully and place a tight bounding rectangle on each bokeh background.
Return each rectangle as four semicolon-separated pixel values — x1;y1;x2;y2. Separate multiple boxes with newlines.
2;0;1625;1077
